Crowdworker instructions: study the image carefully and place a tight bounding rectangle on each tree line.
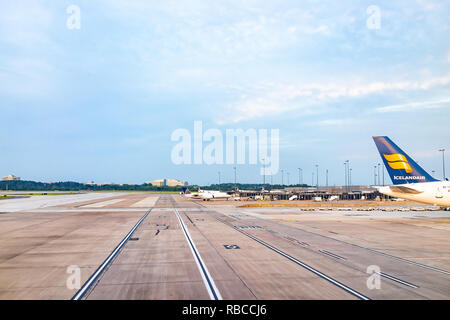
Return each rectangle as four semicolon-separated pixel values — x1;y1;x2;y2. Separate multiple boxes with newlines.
0;180;188;192
0;180;309;192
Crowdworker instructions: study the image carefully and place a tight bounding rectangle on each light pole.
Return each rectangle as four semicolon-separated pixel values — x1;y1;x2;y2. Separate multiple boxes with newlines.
218;171;221;190
326;169;328;187
374;165;377;185
233;166;236;190
346;160;350;192
344;160;349;193
287;172;290;186
312;172;314;186
439;149;446;180
315;165;319;189
344;162;347;193
262;158;265;186
377;163;381;186
281;169;284;186
298;168;302;185
349;168;352;187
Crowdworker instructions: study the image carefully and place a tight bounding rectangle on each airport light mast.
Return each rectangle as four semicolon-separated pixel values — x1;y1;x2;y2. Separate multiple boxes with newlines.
374;165;377;185
262;158;265;186
439;149;446;180
346;160;349;192
233;166;236;190
315;164;319;189
218;171;221;191
344;160;349;193
377;163;381;186
281;169;284;186
343;162;347;193
298;168;303;185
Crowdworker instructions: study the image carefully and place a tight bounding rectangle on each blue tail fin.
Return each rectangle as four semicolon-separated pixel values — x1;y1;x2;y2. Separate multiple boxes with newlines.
372;136;438;185
182;187;190;194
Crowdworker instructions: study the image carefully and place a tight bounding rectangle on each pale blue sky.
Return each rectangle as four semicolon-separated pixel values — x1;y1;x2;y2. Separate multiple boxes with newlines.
1;0;449;186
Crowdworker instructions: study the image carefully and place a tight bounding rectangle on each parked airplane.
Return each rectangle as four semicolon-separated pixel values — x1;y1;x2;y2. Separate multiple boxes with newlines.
182;187;231;201
373;136;449;207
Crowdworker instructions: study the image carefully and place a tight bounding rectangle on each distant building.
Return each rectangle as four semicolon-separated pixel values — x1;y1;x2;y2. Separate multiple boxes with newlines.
96;182;115;186
146;179;188;187
85;180;95;185
2;174;20;181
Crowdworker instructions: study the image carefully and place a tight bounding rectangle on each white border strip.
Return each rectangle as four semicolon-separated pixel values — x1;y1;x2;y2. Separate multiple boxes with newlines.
319;250;347;261
239;228;370;300
174;208;222;300
204;210;370;300
379;272;419;289
72;207;154;300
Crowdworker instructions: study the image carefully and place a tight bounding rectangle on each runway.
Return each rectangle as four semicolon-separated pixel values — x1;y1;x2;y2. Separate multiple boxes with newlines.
0;193;449;299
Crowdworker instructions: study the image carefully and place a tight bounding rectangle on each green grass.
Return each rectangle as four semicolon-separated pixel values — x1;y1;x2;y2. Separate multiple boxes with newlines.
33;192;81;195
85;190;180;193
0;192;82;196
1;190;180;194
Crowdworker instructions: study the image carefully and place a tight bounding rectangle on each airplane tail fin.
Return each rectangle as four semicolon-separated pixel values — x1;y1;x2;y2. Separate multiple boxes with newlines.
372;136;438;185
182;187;190;194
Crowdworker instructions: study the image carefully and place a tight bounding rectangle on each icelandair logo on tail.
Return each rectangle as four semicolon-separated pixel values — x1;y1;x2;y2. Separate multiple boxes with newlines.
383;153;425;181
383;154;412;173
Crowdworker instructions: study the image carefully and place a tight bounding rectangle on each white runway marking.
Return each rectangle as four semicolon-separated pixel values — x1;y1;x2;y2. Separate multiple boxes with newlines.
0;193;125;212
130;197;159;208
72;207;154;300
174;208;222;300
82;199;124;208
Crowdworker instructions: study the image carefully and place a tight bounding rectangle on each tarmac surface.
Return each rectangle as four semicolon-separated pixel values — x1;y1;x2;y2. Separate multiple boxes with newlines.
0;193;449;300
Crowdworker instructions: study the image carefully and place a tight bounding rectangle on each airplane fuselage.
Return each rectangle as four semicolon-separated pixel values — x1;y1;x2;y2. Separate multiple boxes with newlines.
378;181;450;207
185;190;231;201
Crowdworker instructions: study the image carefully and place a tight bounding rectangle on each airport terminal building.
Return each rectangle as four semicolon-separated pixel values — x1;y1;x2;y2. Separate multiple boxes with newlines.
146;179;188;187
1;175;20;181
237;185;387;201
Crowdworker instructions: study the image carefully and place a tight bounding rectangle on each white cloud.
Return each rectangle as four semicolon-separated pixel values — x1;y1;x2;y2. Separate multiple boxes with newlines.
216;75;450;124
374;98;450;113
0;58;55;98
0;1;61;100
314;119;356;127
0;1;54;49
102;0;335;63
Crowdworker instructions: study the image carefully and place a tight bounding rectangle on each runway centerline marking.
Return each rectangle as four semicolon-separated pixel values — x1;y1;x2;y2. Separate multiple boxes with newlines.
174;208;222;300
